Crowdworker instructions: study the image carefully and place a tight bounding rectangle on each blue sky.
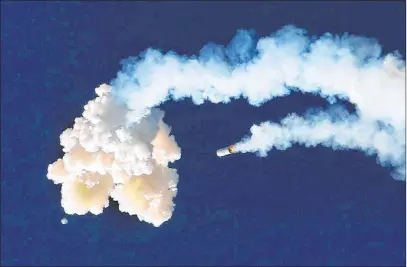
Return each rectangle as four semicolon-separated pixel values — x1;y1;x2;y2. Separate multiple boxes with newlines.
1;2;405;266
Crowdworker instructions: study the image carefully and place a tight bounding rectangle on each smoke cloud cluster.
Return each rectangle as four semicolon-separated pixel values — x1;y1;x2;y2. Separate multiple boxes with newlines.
48;26;405;227
48;84;180;226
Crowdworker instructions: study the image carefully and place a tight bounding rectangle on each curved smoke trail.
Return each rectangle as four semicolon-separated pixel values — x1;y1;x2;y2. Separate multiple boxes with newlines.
48;25;405;227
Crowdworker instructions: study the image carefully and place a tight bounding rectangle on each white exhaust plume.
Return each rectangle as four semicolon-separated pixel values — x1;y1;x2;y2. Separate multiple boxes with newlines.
110;25;405;180
235;108;405;179
48;25;405;227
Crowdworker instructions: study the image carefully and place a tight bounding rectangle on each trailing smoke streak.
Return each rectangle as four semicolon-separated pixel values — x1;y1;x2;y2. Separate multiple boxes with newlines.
111;25;405;180
235;109;405;180
48;25;405;227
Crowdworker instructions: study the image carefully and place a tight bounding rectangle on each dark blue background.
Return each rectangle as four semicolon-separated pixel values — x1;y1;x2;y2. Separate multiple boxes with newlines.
1;2;405;266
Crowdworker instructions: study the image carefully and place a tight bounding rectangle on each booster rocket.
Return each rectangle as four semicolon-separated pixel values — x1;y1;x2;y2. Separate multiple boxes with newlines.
216;144;236;157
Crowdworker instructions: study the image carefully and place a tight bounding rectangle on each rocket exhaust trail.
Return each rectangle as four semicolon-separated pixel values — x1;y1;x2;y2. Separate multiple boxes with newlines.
47;25;405;227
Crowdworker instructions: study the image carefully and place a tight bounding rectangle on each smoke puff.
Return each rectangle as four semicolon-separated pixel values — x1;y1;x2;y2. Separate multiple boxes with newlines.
48;25;405;227
110;165;178;227
47;84;181;227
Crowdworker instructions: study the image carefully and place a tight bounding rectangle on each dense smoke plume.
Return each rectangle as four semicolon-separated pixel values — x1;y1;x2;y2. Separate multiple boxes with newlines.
48;26;405;227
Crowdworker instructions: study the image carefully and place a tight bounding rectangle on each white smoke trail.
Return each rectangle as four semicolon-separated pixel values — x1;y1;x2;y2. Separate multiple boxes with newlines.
111;25;405;179
235;107;405;180
48;25;405;227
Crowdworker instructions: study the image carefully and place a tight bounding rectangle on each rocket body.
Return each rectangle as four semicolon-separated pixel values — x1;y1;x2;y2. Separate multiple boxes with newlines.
216;145;236;157
216;148;231;157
